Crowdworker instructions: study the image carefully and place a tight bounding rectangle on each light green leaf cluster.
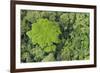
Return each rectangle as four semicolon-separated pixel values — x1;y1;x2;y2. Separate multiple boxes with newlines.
42;53;55;62
26;19;61;48
44;45;56;53
21;52;31;62
31;46;45;61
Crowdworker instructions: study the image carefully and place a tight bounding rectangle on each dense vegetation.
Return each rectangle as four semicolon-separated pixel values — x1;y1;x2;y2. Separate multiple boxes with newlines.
21;10;90;62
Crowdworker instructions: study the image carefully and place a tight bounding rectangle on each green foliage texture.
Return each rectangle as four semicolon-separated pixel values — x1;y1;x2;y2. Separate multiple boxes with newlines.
21;10;90;62
26;19;61;48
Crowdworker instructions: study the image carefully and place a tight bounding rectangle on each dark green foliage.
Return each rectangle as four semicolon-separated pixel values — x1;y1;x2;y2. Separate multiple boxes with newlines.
60;13;90;60
21;10;90;62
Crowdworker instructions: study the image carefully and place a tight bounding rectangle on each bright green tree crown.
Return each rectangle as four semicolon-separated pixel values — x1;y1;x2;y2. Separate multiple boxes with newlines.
26;19;61;48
